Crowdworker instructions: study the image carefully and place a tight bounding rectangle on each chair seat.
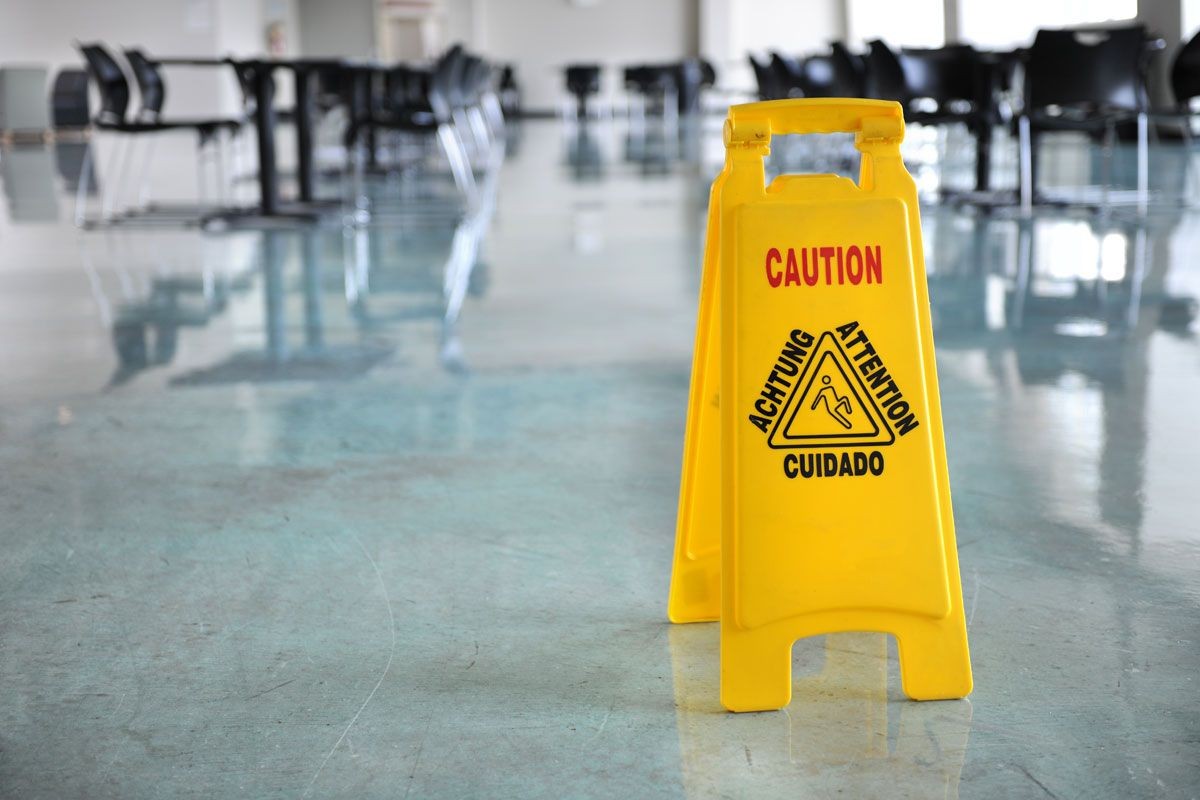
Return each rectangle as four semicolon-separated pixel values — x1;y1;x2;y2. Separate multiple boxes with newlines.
1025;107;1139;133
101;117;243;135
345;110;438;145
907;108;985;128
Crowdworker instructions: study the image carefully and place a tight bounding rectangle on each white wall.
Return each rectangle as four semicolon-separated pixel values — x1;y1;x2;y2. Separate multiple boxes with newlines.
296;0;376;57
0;0;227;116
701;0;845;96
471;0;699;112
1139;0;1184;105
0;0;297;117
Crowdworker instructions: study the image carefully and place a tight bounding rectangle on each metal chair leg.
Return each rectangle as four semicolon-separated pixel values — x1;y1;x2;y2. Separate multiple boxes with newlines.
196;137;209;206
99;136;128;222
1136;111;1149;215
135;135;158;210
467;106;492;158
74;139;94;228
437;122;478;208
215;131;228;206
481;92;506;142
113;136;140;218
1181;117;1197;204
1101;120;1115;210
1018;115;1033;212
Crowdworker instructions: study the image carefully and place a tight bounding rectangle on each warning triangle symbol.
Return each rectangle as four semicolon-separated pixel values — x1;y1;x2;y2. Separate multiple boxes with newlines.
768;332;896;449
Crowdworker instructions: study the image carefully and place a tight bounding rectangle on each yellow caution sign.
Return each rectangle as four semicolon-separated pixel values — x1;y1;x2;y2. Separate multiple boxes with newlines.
668;98;972;712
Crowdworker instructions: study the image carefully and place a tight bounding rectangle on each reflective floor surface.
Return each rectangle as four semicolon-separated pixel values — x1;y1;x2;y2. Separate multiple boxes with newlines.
1;118;1198;798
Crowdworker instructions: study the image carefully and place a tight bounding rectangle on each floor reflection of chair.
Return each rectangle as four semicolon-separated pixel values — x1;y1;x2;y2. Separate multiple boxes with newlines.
343;47;503;355
563;121;606;181
342;222;488;373
78;234;251;385
1009;216;1170;336
54;140;98;196
1;144;61;221
624;124;676;175
171;230;392;385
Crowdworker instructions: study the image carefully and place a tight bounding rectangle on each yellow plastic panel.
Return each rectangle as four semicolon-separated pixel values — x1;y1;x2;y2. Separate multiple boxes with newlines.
669;98;972;712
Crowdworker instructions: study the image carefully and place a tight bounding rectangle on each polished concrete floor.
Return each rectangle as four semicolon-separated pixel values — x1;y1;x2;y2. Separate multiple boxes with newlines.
1;118;1198;798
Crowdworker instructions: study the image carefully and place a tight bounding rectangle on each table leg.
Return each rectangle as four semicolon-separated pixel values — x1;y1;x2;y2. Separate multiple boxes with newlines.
294;68;316;203
262;231;288;362
366;69;379;170
302;229;324;350
254;66;280;216
973;123;991;192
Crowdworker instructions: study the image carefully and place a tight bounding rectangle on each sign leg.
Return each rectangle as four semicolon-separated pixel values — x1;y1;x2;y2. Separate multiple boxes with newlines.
721;626;792;712
895;615;973;701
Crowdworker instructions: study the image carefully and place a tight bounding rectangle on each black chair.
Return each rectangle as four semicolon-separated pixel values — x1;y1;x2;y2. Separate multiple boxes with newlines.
831;41;867;96
75;43;242;225
1146;29;1200;147
343;46;504;328
1171;29;1200;113
564;64;602;119
864;39;908;100
1018;25;1152;209
867;40;993;192
124;48;247;211
673;58;715;114
768;52;804;98
624;64;679;120
748;54;783;100
51;69;90;129
344;46;498;215
498;65;521;118
799;45;863;98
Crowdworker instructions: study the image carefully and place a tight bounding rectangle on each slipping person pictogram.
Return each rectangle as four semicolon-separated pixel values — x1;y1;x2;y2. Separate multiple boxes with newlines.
811;375;852;429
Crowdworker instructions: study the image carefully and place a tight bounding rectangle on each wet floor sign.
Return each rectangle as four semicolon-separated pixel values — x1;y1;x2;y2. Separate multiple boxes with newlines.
668;99;972;712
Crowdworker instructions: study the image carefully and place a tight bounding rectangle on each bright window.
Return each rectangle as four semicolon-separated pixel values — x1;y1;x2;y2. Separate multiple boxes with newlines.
847;0;945;49
959;0;1138;49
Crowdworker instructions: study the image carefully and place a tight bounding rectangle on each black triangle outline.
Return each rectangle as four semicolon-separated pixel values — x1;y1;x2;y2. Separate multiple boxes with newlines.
767;331;896;449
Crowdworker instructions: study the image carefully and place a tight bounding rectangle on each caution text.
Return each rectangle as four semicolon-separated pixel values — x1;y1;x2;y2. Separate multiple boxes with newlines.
765;245;882;288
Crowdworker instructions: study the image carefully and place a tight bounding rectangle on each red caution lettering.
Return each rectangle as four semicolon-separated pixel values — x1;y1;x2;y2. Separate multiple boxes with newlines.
764;246;883;287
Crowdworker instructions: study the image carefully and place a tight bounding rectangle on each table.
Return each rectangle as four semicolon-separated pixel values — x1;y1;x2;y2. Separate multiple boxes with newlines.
157;55;373;225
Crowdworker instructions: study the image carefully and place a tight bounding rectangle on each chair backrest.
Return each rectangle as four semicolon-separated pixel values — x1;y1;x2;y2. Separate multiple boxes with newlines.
428;45;464;122
865;39;909;101
769;52;803;97
445;44;470;110
1025;25;1147;112
1171;29;1200;106
51;68;91;128
462;55;493;103
383;63;428;112
748;54;779;100
800;55;836;97
565;64;602;96
899;44;983;107
123;48;165;120
623;64;676;96
77;42;130;124
830;41;866;96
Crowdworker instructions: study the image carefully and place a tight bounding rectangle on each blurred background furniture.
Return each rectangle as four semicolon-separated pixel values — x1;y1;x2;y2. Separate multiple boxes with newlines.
0;66;51;139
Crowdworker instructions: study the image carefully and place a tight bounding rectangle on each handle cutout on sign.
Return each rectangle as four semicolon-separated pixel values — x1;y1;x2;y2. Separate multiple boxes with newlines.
763;132;861;189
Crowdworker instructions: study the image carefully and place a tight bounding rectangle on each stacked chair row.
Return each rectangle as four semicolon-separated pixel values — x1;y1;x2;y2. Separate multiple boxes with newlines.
563;59;716;120
74;42;508;337
751;27;1200;211
75;43;250;225
341;44;507;330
